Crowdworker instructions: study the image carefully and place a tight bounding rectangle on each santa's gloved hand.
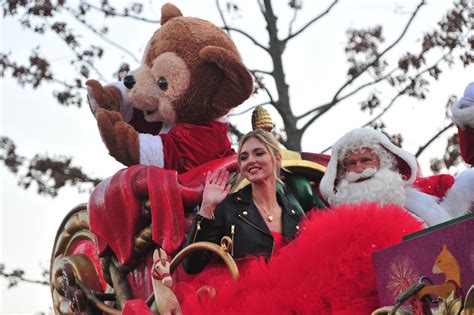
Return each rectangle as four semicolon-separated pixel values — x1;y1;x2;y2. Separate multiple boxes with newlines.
452;82;474;129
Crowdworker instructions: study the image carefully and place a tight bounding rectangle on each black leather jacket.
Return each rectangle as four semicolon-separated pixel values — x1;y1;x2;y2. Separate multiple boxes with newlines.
183;185;305;274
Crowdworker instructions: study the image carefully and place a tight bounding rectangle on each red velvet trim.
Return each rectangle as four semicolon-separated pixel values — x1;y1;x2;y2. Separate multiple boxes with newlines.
148;166;185;254
70;239;107;291
89;165;148;266
413;174;455;199
89;159;239;265
161;121;234;174
178;155;238;209
178;155;238;187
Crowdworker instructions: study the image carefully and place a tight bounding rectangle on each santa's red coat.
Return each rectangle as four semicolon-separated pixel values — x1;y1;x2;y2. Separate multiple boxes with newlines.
457;126;474;166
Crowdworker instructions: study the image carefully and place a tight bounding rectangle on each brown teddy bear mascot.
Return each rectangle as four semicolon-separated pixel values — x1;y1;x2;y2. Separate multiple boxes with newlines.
86;3;253;173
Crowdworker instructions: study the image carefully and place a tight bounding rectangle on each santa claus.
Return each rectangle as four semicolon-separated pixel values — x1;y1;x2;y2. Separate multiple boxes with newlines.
320;127;474;226
452;81;474;166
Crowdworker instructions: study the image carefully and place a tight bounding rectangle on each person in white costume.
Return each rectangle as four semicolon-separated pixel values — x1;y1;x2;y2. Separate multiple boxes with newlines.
320;128;474;227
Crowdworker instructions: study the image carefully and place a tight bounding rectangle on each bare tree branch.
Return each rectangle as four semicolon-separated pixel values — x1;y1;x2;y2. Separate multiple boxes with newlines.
284;0;339;42
1;136;101;197
0;264;49;288
295;68;397;120
261;85;277;106
65;6;140;63
228;122;244;139
228;102;272;117
319;46;457;154
334;69;398;106
226;26;270;52
320;144;332;154
84;58;106;82
257;0;265;14
416;123;454;157
44;19;108;82
362;51;453;127
216;0;231;34
250;71;277;106
260;0;303;149
287;6;299;36
83;2;160;24
252;69;273;75
298;0;426;125
329;0;425;99
362;89;406;127
50;77;80;89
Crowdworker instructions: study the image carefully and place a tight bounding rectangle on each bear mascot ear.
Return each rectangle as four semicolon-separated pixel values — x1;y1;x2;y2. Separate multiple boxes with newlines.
161;3;183;25
199;46;254;110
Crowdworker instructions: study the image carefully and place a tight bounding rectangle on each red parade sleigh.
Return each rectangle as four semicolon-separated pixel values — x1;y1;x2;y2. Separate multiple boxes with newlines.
49;152;474;314
49;149;329;314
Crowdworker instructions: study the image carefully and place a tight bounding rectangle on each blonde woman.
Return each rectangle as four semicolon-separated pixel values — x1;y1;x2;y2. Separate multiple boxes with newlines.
184;129;304;274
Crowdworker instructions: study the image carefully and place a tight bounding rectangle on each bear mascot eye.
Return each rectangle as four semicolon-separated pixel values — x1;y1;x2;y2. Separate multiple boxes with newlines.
157;77;168;91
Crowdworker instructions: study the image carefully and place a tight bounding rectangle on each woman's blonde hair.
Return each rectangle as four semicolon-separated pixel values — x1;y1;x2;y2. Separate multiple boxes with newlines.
236;129;283;183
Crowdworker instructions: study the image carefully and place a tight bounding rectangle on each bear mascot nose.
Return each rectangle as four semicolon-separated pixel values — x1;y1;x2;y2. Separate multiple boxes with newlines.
123;75;136;89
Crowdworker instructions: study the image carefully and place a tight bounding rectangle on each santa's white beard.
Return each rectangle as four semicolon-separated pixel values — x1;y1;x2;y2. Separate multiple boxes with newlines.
329;168;406;207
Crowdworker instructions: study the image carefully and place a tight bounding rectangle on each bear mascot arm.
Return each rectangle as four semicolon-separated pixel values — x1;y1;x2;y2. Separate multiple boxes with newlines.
86;80;162;135
86;3;253;170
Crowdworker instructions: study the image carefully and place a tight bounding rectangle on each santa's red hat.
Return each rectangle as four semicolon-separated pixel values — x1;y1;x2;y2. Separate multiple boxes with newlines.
320;127;419;202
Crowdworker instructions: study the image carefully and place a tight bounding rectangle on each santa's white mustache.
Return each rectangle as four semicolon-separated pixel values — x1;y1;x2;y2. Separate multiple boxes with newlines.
345;167;377;182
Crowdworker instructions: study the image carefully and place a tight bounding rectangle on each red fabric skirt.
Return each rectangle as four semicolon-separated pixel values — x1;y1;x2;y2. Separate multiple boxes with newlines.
173;203;424;314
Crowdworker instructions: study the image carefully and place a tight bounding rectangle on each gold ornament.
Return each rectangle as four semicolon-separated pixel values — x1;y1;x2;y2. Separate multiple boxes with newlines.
251;106;273;132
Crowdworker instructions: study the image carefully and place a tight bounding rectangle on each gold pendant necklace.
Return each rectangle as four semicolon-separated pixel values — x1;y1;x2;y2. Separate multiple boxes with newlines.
253;199;275;222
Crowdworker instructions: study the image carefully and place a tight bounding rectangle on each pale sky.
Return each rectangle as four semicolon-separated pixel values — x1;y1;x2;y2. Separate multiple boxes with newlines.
1;0;472;313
